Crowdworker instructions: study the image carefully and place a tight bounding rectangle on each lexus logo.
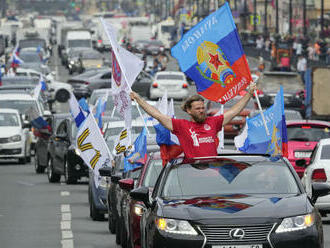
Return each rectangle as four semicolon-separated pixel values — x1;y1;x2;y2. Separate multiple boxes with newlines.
229;228;245;240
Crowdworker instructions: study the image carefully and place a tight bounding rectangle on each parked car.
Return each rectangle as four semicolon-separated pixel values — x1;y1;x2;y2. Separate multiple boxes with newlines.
259;90;305;117
286;120;330;178
149;71;189;100
120;152;163;248
131;154;329;248
301;138;330;216
207;96;256;137
47;116;89;184
34;113;68;173
0;108;31;164
67;68;111;99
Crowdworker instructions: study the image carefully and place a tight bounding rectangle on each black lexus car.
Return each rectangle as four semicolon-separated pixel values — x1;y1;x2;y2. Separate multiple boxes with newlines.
47;116;89;184
130;154;330;248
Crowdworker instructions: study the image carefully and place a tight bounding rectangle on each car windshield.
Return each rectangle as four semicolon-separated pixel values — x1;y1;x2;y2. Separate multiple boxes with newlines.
162;161;299;199
321;145;330;160
0;113;20;126
68;39;91;48
19;53;42;63
0;100;39;114
142;159;163;188
156;74;184;80
2;77;39;85
19;39;46;49
287;125;330;142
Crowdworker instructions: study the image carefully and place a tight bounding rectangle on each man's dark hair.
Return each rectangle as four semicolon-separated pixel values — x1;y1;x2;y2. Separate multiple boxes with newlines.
181;95;204;112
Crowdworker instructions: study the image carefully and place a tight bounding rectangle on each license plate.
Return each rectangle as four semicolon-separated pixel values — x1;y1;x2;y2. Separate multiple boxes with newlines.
213;245;263;248
295;151;312;158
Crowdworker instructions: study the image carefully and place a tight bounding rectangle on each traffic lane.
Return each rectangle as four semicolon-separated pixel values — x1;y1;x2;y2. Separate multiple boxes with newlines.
0;160;61;248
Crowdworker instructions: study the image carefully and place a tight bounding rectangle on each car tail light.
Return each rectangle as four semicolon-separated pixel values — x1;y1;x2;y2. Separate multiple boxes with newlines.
182;83;188;88
98;39;102;43
301;125;311;129
312;168;327;182
84;81;90;85
152;82;158;88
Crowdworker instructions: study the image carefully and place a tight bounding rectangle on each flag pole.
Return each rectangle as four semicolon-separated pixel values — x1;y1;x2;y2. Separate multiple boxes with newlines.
252;75;270;136
100;18;150;136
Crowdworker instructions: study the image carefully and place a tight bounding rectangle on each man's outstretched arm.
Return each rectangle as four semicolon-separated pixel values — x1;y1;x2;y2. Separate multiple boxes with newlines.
223;83;257;126
130;91;173;131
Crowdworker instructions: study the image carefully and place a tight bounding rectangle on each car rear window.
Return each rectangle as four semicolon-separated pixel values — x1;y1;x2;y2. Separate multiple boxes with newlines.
321;145;330;160
162;162;299;198
156;74;184;80
287;125;330;142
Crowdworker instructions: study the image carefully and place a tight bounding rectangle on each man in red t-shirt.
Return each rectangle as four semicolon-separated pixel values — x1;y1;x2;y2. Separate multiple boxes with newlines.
129;83;257;159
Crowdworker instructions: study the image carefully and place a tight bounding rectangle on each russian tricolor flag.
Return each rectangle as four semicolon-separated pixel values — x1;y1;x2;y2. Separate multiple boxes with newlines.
11;45;24;68
26;107;50;130
69;92;86;128
171;2;252;104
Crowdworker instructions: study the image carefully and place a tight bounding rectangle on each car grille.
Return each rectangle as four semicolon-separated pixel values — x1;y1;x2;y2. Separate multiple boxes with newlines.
198;223;274;245
0;138;9;144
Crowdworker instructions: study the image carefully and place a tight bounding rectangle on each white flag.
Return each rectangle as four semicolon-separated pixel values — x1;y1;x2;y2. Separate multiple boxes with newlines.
112;127;132;156
68;92;86;128
168;98;180;145
153;90;168;125
33;82;42;99
76;113;112;187
100;18;144;128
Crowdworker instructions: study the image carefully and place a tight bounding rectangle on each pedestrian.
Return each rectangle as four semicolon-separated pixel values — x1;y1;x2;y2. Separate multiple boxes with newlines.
129;83;258;158
297;55;307;83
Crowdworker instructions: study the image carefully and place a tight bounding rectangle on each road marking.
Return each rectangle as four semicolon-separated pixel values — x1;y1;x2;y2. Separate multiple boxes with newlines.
62;230;73;239
62;213;71;221
61;191;70;196
61;221;71;230
61;239;74;248
61;204;71;213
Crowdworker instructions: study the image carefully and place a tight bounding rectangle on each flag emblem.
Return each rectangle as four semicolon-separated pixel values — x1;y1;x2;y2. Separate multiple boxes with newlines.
112;50;122;87
196;41;235;88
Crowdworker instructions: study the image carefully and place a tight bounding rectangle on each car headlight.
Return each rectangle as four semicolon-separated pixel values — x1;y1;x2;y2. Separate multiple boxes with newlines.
155;217;198;235
9;135;21;142
99;176;108;189
275;213;314;233
70;60;76;65
133;204;144;216
75;148;81;156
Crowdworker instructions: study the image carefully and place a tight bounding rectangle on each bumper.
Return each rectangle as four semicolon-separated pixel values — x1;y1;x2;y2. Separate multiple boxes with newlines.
152;229;204;248
0;141;25;158
150;88;189;100
73;89;91;99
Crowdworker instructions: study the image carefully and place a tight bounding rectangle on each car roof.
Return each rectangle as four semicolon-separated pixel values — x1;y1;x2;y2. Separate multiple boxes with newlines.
286;120;330;126
155;71;185;76
0;93;36;100
318;138;330;145
0;108;20;114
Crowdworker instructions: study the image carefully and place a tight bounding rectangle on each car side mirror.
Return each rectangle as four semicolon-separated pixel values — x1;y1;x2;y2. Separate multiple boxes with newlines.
130;186;151;208
119;178;134;191
311;182;330;204
111;172;123;184
296;159;307;168
99;167;112;177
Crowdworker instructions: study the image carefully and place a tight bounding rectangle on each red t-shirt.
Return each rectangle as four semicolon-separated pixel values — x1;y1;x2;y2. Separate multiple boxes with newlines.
171;115;224;158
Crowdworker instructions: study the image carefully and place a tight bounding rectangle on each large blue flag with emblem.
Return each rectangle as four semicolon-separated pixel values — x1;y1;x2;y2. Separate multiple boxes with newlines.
171;2;252;104
234;86;288;158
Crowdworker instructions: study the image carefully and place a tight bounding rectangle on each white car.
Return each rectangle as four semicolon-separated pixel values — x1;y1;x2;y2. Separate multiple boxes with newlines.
301;138;330;215
15;68;73;103
0;93;51;150
0;108;32;164
149;71;189;100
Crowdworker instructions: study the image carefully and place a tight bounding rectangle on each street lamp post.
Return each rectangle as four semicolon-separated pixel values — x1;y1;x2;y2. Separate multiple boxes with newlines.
275;0;279;34
254;0;257;32
321;0;324;38
303;0;307;37
264;0;268;35
289;0;292;35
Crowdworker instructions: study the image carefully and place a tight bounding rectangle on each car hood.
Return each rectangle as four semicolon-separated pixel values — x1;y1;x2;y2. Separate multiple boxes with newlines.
160;194;308;222
0;127;22;138
288;141;317;151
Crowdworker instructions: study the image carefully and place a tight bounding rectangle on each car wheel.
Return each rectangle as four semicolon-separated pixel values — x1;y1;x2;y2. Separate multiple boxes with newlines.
89;187;104;221
34;151;45;174
47;158;61;183
26;146;31;163
55;89;70;103
115;216;122;245
18;147;27;164
120;217;128;248
64;160;77;184
108;209;116;234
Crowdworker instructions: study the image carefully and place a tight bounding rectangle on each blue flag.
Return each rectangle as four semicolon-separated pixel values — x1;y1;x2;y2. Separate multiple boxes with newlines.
124;127;147;172
234;86;288;159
